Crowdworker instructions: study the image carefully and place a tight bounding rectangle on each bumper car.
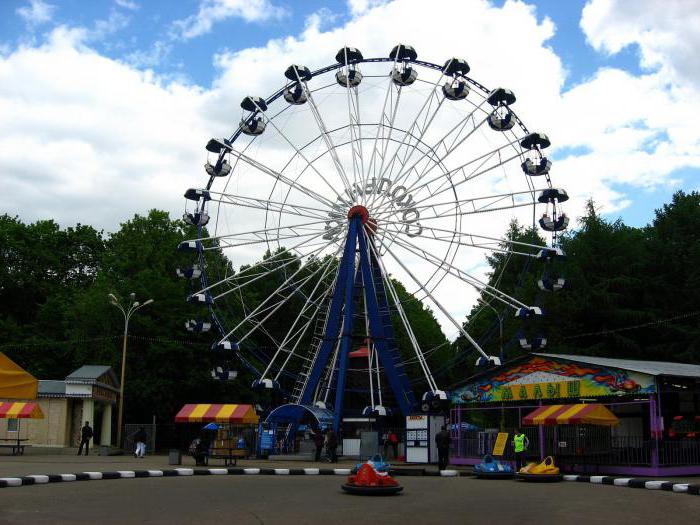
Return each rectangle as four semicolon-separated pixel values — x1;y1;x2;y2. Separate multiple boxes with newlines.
473;454;514;479
516;456;562;482
353;454;390;474
342;463;403;496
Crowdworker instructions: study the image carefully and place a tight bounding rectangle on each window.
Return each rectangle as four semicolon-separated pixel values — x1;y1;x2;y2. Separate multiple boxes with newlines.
7;418;18;432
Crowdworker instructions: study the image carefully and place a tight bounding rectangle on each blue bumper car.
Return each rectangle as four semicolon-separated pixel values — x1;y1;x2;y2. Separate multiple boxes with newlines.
473;455;514;479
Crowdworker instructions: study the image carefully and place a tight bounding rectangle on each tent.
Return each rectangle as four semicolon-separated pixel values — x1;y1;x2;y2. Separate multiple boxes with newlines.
523;404;619;426
175;404;259;424
0;353;38;399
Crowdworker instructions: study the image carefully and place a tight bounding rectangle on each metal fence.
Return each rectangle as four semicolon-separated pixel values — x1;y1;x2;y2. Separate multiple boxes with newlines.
452;427;700;468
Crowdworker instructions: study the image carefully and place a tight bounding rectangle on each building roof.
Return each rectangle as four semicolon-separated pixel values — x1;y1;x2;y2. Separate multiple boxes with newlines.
37;380;66;396
66;365;113;381
534;353;700;379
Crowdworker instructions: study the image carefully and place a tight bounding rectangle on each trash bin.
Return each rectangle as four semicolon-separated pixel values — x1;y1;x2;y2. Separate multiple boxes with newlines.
169;449;182;465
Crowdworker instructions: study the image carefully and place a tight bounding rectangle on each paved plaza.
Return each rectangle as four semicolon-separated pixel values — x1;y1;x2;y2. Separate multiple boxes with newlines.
0;454;698;524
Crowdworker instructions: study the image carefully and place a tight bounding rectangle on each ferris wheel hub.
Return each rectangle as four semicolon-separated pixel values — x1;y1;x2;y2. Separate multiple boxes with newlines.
347;205;370;222
347;205;378;234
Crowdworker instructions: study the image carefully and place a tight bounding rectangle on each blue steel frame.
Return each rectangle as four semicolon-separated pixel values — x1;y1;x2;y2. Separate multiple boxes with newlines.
300;214;416;432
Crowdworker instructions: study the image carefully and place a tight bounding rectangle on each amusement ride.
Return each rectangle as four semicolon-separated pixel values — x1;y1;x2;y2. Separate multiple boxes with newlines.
177;44;568;435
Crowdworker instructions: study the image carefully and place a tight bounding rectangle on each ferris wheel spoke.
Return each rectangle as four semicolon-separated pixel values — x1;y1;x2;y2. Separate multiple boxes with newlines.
222;252;335;344
371;93;445;212
193;219;328;246
385;234;528;310
287;71;354;196
374;98;491;214
202;233;334;298
396;137;523;206
245;251;339;368
364;228;437;390
212;192;330;221
366;69;447;211
266;259;339;380
364;75;403;203
373;187;543;225
374;235;489;359
227;148;338;208
379;219;542;256
338;51;365;200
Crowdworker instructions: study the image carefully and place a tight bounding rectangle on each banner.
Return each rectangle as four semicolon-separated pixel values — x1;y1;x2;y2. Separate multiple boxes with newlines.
451;356;656;404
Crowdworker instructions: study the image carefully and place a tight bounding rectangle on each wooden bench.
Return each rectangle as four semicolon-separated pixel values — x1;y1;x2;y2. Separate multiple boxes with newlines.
207;447;246;466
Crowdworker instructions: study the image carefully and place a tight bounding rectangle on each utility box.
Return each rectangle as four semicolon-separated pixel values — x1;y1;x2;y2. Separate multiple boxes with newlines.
359;431;380;460
168;449;182;465
405;414;446;464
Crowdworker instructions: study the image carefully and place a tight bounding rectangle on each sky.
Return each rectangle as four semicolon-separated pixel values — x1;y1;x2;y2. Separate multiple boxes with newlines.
1;0;699;340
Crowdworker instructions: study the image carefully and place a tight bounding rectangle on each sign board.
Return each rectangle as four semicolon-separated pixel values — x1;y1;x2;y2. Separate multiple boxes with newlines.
451;356;656;404
492;432;509;456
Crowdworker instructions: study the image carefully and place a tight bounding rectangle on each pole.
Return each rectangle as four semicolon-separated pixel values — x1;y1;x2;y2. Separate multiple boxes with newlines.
117;319;129;449
109;293;153;451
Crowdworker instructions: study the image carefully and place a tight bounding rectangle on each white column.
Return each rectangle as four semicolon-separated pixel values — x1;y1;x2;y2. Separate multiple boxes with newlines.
82;398;95;447
100;404;112;446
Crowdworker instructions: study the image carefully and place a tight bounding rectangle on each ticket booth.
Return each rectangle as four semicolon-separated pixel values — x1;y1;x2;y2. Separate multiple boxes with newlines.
405;414;445;464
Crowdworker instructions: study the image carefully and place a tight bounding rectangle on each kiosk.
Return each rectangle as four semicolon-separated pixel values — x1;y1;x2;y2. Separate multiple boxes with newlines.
405;414;446;464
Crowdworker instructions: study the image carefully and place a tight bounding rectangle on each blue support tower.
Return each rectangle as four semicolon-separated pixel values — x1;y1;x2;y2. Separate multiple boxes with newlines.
300;210;416;432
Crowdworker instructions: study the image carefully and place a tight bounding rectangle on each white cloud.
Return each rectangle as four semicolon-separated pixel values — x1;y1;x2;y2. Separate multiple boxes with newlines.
172;0;288;40
1;0;699;343
125;40;172;68
16;0;56;27
581;0;700;88
347;0;389;16
115;0;139;10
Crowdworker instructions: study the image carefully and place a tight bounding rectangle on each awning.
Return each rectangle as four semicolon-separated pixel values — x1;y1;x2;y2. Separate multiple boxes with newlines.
0;353;38;399
265;403;335;430
175;404;259;424
523;404;619;426
0;402;44;419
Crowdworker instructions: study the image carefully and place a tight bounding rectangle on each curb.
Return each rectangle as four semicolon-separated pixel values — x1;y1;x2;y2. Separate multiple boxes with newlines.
0;467;462;488
562;474;699;495
6;468;694;496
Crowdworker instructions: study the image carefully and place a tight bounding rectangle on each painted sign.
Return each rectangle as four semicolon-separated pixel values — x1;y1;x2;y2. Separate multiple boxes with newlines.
451;356;656;404
492;432;509;456
323;177;423;240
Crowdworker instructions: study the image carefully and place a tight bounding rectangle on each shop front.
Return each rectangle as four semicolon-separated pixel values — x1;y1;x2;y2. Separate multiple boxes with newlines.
449;353;700;476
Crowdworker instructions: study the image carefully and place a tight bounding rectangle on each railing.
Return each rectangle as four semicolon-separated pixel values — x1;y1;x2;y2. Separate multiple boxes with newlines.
452;428;700;468
660;440;700;466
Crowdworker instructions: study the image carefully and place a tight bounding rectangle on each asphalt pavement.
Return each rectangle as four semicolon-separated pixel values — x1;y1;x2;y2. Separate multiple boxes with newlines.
1;472;698;524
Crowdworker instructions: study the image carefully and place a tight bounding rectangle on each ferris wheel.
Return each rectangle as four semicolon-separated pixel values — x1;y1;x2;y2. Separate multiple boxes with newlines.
177;44;568;431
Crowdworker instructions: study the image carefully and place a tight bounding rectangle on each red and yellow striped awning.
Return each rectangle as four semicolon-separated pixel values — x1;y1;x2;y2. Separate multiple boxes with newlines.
523;404;618;426
0;402;44;419
175;404;259;424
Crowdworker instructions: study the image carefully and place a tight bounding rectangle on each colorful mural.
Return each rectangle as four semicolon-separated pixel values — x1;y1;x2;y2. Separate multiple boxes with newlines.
450;356;656;404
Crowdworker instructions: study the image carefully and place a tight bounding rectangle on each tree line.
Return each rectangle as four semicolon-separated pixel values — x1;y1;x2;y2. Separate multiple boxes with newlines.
450;190;700;383
1;191;697;422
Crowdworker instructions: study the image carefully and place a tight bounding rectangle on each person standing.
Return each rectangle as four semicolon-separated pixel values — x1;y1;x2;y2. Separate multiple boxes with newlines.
77;421;93;456
513;428;530;471
435;425;451;471
384;430;399;459
326;428;338;463
134;426;147;458
312;429;325;462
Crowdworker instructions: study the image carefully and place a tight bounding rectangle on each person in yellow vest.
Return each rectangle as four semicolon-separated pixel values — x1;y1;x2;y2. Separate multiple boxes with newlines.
512;428;530;471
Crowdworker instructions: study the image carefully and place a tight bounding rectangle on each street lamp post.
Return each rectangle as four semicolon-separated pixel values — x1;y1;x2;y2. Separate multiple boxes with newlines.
109;293;153;449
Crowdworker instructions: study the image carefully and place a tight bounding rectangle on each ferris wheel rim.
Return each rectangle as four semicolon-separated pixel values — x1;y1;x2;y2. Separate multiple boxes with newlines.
185;47;566;401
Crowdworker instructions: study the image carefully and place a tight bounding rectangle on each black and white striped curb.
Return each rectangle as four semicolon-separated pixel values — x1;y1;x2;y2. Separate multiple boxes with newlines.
0;467;462;488
562;474;700;495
